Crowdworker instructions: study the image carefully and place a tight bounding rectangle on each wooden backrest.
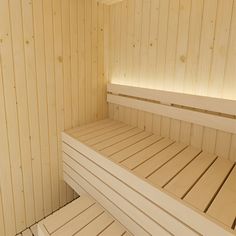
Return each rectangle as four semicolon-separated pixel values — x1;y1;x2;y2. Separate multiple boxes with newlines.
107;83;236;134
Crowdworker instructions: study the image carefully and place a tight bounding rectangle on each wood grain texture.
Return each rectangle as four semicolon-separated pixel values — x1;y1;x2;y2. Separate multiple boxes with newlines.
63;120;236;236
109;104;236;161
0;0;108;235
108;0;236;100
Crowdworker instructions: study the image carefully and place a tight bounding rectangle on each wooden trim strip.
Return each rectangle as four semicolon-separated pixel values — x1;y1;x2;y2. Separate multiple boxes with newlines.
107;83;236;116
107;94;236;134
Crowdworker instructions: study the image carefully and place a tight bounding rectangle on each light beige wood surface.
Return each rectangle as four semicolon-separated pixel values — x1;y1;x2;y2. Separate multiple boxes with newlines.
63;119;236;235
38;195;132;236
207;166;236;228
0;0;108;235
109;104;236;162
108;0;236;101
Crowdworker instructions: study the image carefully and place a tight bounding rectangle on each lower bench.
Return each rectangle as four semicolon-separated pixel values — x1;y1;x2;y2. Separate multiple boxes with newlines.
38;195;132;236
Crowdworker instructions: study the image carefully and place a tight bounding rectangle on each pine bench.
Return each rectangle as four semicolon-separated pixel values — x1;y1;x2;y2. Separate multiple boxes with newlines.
62;84;236;236
38;194;132;236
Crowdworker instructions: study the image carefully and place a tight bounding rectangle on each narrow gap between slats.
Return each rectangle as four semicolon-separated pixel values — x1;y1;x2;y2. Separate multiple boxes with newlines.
72;211;106;236
96;220;115;235
118;137;165;163
78;123;127;141
50;202;97;234
73;121;120;138
232;217;236;230
63;156;172;235
62;168;150;235
181;157;219;199
204;163;236;213
130;141;176;171
161;151;203;188
88;127;136;146
145;145;189;179
63;149;194;235
100;132;152;154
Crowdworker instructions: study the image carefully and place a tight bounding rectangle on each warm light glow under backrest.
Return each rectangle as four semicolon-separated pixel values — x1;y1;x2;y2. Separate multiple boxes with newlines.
107;83;236;134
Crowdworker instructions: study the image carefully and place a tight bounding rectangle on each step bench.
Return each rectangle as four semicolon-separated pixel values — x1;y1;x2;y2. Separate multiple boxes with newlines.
38;194;131;236
62;119;236;236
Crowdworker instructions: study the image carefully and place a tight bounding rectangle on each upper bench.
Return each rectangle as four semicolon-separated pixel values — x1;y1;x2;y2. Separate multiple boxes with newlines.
62;84;236;236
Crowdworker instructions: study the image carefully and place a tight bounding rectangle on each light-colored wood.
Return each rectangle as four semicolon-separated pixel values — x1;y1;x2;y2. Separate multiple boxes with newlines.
148;147;201;187
108;0;236;100
0;191;5;236
63;147;195;235
110;134;162;163
0;0;109;234
30;224;38;236
133;142;188;178
207;166;236;228
74;212;114;236
109;105;236;162
165;152;217;198
39;195;131;236
85;125;135;146
101;132;151;156
62;126;236;236
44;196;95;233
107;93;236;134
98;221;126;236
121;138;174;170
63;171;148;236
94;128;144;151
184;158;234;211
97;0;124;5
22;229;32;236
108;83;236;116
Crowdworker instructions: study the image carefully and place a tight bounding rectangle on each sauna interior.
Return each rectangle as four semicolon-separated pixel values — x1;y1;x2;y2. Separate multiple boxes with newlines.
0;0;236;235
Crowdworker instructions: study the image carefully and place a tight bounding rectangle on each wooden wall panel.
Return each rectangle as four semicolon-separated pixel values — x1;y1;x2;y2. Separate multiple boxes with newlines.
0;0;108;235
108;0;236;100
108;104;236;162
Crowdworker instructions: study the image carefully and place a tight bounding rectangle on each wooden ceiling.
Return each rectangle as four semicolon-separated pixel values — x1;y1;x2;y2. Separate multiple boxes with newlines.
97;0;124;5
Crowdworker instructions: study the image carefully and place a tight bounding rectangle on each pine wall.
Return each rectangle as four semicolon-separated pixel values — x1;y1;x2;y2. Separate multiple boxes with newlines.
0;0;108;235
109;0;236;100
108;0;236;163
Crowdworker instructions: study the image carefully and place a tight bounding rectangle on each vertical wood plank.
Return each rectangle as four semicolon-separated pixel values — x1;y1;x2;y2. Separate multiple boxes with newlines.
78;0;86;125
33;0;53;219
0;47;16;236
22;0;46;220
208;0;234;97
0;191;5;236
43;0;60;212
0;0;26;231
52;0;67;207
9;0;36;226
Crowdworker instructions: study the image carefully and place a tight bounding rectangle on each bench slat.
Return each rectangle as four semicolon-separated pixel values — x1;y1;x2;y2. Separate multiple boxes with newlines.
74;212;114;236
78;123;126;141
52;203;104;236
110;135;162;163
73;120;118;138
148;147;201;187
44;195;95;234
121;138;174;170
165;152;217;198
93;128;144;151
98;221;126;236
133;142;187;178
85;125;135;146
98;130;150;154
184;158;234;211
66;119;111;135
207;166;236;228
